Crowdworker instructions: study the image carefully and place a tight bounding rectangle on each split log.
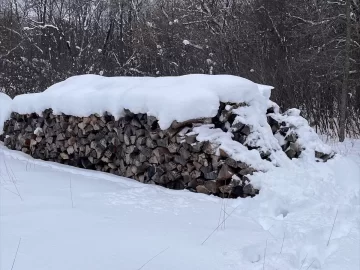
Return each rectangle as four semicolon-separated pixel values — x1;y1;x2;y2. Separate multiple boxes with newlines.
179;147;191;160
185;134;197;144
171;117;212;129
174;155;187;166
156;137;169;147
218;164;235;180
196;185;210;195
135;129;145;137
124;134;131;146
146;138;157;149
203;171;217;180
165;162;177;171
168;143;179;153
190;141;203;152
239;167;256;176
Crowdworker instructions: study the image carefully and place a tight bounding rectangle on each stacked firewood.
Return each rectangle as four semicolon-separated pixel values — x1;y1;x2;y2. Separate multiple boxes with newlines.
1;102;332;198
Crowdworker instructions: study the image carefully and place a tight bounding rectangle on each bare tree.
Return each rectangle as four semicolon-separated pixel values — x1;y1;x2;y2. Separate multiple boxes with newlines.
340;0;353;141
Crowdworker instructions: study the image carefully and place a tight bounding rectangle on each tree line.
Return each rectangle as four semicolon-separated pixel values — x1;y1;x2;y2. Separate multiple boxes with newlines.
0;0;359;138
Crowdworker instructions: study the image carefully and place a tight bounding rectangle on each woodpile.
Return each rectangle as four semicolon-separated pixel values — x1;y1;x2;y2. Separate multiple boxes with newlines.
0;102;332;198
266;107;334;162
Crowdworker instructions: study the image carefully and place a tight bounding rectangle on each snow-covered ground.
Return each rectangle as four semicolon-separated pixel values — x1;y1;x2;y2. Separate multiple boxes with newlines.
1;139;359;270
323;137;360;166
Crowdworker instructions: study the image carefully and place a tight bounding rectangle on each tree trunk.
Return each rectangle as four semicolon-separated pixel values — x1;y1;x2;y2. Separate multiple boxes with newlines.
339;0;351;142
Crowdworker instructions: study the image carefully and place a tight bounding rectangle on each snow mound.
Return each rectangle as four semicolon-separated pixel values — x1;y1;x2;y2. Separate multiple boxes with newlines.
10;74;268;130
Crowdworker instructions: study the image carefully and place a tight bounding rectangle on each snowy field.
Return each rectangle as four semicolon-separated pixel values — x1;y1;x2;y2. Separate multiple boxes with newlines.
1;139;359;270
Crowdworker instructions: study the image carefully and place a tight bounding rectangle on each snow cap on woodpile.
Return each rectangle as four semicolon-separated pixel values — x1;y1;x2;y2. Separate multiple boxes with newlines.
10;74;270;129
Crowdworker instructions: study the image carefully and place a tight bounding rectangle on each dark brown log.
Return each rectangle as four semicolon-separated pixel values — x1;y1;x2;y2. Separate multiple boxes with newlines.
120;160;126;172
99;138;107;148
176;136;184;144
237;162;249;169
139;153;147;163
149;132;160;140
56;133;66;141
185;134;197;144
141;146;153;158
231;122;245;132
165;162;177;171
190;141;203;152
167;170;181;181
196;185;210;195
135;129;145;137
190;170;201;179
241;125;251;136
131;118;142;128
104;150;112;158
225;157;237;168
149;156;159;164
219;185;232;194
211;155;221;168
193;161;202;170
60;152;69;159
239;167;256;176
197;153;209;166
165;128;179;138
164;154;173;163
168;143;179;153
125;167;134;178
187;179;198;189
285;133;297;143
146;138;157;148
81;158;92;169
218;164;235;180
46;137;53;144
204;181;218;193
203;171;217;180
78;122;87;130
159;174;170;184
203;141;218;155
108;163;117;169
67;146;74;155
125;153;132;165
243;184;256;195
124;134;131;145
113;127;122;135
147;116;158;127
156;137;169;147
132;164;149;175
134;138;145;150
181;172;192;184
200;165;212;174
124;125;132;136
101;156;110;163
171;117;212;129
156;154;165;164
153;147;170;157
179;147;191;160
174;155;187;166
130;136;137;144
